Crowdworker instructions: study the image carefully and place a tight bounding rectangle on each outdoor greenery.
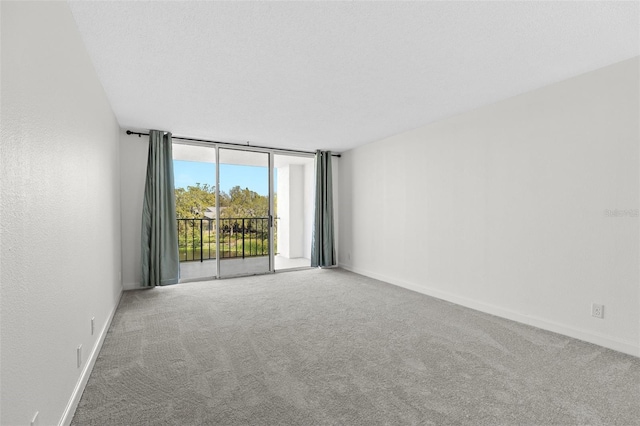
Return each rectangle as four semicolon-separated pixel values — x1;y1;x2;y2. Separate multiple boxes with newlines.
175;183;269;219
175;183;216;219
175;183;274;261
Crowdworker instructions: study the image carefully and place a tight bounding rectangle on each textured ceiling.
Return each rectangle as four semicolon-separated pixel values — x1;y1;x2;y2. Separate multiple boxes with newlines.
68;1;639;153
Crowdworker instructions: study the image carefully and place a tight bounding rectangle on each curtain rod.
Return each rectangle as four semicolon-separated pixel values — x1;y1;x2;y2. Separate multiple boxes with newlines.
126;130;341;158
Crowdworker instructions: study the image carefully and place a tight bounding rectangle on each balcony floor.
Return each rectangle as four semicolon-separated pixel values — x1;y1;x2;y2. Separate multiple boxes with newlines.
179;255;310;281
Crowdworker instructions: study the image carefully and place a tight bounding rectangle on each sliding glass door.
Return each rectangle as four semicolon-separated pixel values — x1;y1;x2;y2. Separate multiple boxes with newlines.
273;154;315;270
218;148;272;278
172;143;218;281
172;142;315;280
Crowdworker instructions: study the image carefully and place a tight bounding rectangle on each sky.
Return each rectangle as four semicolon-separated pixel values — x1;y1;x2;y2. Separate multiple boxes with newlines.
173;160;272;195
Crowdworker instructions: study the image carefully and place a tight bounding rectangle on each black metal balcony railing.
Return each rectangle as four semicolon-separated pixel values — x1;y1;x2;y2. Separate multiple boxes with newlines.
177;217;269;262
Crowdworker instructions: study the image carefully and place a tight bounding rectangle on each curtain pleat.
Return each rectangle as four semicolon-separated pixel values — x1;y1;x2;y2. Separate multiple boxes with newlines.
311;150;336;267
141;130;179;286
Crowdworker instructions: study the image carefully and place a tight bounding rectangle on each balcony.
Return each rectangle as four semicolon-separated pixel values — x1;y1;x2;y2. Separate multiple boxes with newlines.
177;217;309;280
178;217;269;262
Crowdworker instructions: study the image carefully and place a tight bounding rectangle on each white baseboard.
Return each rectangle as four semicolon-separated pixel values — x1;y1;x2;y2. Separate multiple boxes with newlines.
59;289;124;426
341;264;639;358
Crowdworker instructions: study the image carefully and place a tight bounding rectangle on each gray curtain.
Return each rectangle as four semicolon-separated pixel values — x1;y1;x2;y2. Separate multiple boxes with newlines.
311;150;336;267
141;130;179;286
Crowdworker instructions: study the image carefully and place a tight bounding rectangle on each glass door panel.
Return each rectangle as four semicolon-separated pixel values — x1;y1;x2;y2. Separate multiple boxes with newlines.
172;143;218;281
273;154;314;270
218;148;271;277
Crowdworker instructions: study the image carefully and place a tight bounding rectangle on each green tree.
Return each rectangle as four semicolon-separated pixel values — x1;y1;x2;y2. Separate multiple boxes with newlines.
219;186;268;218
174;183;216;219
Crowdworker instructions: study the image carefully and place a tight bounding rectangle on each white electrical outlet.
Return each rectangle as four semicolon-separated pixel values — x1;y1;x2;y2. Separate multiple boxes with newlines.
91;317;95;335
77;345;82;368
30;411;39;426
591;303;604;319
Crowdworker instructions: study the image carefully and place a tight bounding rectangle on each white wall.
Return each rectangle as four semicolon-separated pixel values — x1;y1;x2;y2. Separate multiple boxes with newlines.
277;165;305;258
273;156;320;264
288;165;305;257
339;57;640;356
120;131;149;290
0;2;123;425
303;162;315;259
277;166;291;257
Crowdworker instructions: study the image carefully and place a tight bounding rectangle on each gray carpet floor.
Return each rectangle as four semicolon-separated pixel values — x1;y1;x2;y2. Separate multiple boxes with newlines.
71;268;640;425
